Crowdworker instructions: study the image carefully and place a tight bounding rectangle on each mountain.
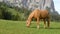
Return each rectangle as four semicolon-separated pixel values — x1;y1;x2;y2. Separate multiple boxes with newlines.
0;0;56;12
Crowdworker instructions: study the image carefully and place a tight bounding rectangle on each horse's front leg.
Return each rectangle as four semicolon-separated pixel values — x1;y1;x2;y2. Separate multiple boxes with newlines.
36;18;40;29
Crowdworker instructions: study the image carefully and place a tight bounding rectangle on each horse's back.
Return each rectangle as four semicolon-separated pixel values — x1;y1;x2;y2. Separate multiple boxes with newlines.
28;9;49;19
40;10;49;18
32;9;40;18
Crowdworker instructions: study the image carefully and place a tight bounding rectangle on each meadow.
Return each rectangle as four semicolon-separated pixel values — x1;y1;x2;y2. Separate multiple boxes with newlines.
0;19;60;34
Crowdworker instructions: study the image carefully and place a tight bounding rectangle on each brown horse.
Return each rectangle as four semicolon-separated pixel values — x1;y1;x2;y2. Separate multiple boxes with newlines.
26;9;50;29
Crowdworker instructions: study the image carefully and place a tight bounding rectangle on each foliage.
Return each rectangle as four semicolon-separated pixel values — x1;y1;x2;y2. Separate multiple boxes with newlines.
0;2;60;21
0;2;32;21
0;2;21;21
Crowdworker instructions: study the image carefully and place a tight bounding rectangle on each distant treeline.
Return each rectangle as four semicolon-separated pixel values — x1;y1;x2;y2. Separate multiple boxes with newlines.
0;2;60;22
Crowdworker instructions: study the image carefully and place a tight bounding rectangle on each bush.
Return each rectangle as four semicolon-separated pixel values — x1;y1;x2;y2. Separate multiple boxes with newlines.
2;11;12;20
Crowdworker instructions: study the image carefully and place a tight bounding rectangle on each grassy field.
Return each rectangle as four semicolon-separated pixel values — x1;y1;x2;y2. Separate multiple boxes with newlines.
0;19;60;34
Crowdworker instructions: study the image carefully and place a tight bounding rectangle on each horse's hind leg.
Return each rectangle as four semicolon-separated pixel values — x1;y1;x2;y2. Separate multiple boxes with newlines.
36;18;40;29
43;19;46;28
47;18;50;28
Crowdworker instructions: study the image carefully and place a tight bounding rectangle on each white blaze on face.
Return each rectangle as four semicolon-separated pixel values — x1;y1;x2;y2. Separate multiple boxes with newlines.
26;20;29;26
26;19;31;27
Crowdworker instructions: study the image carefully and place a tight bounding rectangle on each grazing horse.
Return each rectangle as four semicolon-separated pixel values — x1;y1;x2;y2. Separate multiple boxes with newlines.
26;9;50;29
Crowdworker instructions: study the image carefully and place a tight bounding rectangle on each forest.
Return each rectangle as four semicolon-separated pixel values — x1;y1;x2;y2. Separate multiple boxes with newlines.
0;2;60;22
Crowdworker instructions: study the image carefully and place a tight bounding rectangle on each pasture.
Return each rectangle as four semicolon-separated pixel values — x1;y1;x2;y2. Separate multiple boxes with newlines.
0;19;60;34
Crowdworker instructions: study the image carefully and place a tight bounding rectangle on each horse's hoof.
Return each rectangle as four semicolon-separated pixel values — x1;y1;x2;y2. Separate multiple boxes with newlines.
44;26;46;29
26;25;30;28
37;26;40;29
47;27;50;29
27;26;30;28
37;27;40;29
44;27;46;29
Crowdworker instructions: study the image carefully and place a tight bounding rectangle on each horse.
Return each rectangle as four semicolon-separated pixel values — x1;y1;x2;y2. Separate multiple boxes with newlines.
26;9;50;29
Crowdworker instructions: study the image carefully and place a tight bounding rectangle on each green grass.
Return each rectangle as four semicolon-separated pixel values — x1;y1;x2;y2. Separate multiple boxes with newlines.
0;19;60;34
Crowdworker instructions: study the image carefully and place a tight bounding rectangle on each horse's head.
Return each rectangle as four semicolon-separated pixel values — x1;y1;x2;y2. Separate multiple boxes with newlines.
26;19;31;27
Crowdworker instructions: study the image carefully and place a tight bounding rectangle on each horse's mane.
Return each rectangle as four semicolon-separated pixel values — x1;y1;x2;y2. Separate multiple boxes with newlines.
27;9;40;20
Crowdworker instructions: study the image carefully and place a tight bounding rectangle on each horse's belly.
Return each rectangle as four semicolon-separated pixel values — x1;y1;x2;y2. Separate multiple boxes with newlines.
39;15;47;19
40;17;46;19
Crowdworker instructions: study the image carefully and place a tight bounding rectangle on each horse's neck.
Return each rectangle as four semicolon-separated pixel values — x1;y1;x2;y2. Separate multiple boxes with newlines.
28;17;32;21
28;15;33;21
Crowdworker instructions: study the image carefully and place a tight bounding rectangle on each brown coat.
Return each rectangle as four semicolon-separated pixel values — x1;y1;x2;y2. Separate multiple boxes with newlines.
28;9;49;20
26;9;50;28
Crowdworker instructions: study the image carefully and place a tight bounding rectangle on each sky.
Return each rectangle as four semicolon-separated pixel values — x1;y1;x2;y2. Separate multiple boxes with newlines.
53;0;60;14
